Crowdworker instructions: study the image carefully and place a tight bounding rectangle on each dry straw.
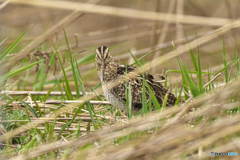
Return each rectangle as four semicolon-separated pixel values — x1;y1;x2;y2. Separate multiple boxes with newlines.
6;0;232;26
1;4;240;144
1;1;240;159
7;78;240;159
0;0;237;72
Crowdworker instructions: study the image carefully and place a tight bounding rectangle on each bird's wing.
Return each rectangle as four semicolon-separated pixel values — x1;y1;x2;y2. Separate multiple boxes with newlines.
111;75;151;112
113;64;183;109
117;64;137;75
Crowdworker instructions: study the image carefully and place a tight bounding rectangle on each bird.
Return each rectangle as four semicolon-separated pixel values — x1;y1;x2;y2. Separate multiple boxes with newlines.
95;46;184;114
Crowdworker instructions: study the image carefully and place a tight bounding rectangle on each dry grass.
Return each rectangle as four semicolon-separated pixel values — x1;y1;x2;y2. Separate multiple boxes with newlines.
3;78;240;159
1;0;240;159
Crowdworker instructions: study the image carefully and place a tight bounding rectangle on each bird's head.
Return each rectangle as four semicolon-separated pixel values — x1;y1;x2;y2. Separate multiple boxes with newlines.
95;46;113;81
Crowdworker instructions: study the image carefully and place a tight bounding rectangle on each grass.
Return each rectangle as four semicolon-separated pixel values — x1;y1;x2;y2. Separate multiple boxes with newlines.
1;28;240;160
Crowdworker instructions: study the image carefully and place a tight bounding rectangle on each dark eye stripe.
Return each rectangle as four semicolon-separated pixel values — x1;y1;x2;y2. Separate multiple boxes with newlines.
97;46;102;52
96;49;102;59
102;46;108;53
97;53;101;59
97;46;109;59
104;52;109;60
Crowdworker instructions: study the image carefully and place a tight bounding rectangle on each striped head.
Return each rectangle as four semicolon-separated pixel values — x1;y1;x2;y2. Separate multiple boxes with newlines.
95;46;114;81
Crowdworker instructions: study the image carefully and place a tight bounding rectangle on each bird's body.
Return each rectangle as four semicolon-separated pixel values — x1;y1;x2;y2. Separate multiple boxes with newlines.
95;46;184;114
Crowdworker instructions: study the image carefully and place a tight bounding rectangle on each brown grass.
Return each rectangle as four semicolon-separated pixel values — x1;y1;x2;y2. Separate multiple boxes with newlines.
1;1;240;159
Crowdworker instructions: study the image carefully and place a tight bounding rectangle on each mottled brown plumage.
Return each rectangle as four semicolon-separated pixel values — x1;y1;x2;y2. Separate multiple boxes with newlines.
95;46;184;114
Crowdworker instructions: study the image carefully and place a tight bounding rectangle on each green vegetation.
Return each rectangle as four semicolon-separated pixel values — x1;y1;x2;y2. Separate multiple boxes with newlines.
1;27;240;160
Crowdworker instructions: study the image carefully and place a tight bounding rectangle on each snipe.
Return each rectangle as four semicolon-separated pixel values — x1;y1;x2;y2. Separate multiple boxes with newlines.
95;46;184;114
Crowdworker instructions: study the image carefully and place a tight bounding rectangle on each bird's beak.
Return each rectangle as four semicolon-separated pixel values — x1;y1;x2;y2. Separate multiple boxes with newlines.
102;58;105;81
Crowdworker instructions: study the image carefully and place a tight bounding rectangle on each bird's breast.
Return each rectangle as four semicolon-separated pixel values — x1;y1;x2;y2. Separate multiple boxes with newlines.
102;84;127;112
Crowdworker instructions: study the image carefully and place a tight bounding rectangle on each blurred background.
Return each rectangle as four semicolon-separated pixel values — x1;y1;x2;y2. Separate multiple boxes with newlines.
1;1;240;159
0;0;239;90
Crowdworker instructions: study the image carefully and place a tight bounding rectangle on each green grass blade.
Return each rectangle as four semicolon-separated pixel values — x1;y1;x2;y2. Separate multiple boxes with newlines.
74;58;99;129
142;74;147;114
196;35;203;91
73;66;81;99
0;60;44;82
165;70;209;75
76;118;82;138
85;81;102;101
108;42;127;51
207;66;211;91
22;68;31;90
29;95;42;117
51;41;73;100
39;62;47;91
234;45;239;78
168;70;172;92
127;48;151;75
88;100;102;128
0;37;8;46
161;93;168;110
57;104;83;139
187;61;194;80
136;108;143;116
228;66;233;82
177;61;189;100
185;33;198;72
130;48;158;66
127;48;141;67
93;82;102;90
62;82;70;99
223;39;228;83
0;96;19;112
86;102;98;130
174;81;178;95
175;85;183;106
65;53;95;71
74;49;88;55
32;67;41;91
48;117;57;142
125;65;131;117
63;29;80;98
164;71;168;87
0;26;31;63
178;57;200;97
148;98;152;113
56;77;66;100
44;85;56;102
213;57;240;76
20;101;39;118
75;64;86;96
127;83;133;118
25;107;31;122
145;82;161;111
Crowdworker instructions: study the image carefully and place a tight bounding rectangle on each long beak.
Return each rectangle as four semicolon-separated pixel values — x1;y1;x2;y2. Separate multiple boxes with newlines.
102;58;105;81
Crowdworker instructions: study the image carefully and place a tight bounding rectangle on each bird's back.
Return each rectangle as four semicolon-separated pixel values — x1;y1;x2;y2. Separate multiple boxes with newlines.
95;46;184;114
